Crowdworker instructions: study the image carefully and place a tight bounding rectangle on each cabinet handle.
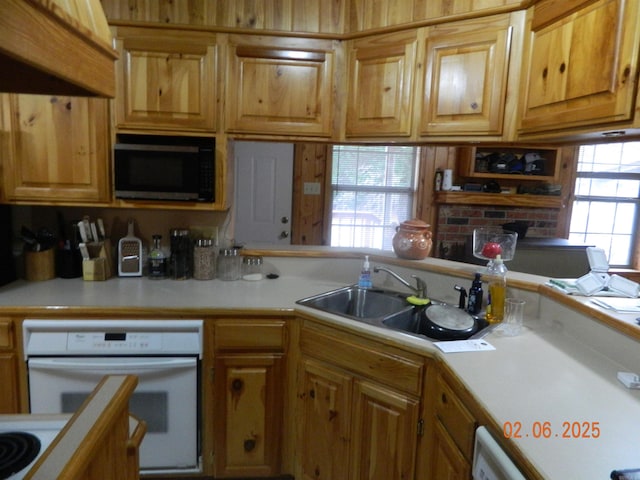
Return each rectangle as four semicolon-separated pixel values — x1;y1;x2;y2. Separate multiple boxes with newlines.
231;378;244;392
244;439;256;452
441;393;447;404
559;62;566;74
309;389;315;399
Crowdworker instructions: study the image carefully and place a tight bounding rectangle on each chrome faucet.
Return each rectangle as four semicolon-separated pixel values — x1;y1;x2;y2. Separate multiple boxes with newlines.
373;266;427;298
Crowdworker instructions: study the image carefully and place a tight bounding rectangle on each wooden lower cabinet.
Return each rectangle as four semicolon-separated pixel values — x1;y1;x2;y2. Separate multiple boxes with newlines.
0;317;21;413
210;318;288;478
214;353;284;477
297;322;424;480
424;369;477;479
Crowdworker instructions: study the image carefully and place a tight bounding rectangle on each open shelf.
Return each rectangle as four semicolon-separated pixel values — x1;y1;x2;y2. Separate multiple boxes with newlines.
435;191;564;208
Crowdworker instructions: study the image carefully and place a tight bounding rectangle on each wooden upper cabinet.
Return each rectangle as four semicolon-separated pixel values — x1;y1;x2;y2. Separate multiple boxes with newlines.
346;30;418;138
226;36;335;137
419;13;518;137
518;0;640;134
114;27;217;132
1;94;110;204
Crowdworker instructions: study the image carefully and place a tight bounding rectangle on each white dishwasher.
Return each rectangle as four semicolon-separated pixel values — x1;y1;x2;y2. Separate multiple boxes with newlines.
472;426;526;480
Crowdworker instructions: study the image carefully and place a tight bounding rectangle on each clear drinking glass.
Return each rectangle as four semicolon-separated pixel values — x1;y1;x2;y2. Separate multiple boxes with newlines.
501;298;526;336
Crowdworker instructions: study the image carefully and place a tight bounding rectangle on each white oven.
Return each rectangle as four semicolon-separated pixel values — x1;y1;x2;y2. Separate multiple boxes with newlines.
22;319;203;476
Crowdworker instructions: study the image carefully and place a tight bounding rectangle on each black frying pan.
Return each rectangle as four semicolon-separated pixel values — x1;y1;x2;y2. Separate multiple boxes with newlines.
419;303;483;340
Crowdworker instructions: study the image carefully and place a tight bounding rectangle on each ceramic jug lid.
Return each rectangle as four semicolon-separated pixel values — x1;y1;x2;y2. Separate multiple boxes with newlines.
400;219;430;230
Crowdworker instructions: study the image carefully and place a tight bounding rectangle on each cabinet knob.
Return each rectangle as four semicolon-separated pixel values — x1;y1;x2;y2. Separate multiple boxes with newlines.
231;378;244;392
244;439;256;452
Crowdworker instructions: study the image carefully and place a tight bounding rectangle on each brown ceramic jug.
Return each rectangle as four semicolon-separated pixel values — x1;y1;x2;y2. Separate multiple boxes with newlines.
392;219;433;260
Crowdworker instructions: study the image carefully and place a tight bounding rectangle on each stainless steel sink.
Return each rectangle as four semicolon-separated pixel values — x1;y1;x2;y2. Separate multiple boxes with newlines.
296;285;413;322
297;285;488;341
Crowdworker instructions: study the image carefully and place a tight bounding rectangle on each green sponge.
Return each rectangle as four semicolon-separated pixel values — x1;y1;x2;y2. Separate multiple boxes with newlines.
406;296;430;306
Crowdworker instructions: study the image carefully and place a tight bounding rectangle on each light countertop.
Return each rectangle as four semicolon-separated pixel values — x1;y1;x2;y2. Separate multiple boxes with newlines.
2;254;640;479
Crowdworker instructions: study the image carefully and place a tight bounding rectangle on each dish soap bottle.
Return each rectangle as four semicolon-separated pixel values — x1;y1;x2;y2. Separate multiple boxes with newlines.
358;255;372;288
467;273;483;315
148;234;167;279
486;255;507;323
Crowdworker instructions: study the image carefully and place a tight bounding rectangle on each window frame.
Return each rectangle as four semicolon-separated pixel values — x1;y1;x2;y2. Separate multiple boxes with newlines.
327;144;419;250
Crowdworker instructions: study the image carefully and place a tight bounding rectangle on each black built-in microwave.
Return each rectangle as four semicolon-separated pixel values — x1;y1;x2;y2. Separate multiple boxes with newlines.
114;134;215;202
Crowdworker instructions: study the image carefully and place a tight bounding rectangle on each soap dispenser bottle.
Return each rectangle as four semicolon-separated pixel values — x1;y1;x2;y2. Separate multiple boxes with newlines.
467;273;483;315
358;255;372;288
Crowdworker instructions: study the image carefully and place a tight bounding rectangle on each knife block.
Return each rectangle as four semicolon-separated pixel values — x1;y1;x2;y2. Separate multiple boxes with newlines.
82;240;113;281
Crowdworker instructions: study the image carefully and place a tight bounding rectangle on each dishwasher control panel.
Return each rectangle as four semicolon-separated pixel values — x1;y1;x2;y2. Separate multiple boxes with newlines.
68;331;162;351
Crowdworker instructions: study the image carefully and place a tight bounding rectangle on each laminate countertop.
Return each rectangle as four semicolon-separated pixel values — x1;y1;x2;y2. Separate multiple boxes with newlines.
2;252;640;480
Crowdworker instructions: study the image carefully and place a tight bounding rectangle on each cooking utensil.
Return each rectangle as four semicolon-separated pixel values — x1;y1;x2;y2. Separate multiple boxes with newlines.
118;220;142;276
419;303;483;340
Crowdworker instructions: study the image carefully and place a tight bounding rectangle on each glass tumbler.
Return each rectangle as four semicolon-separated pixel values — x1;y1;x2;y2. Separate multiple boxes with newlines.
501;298;526;336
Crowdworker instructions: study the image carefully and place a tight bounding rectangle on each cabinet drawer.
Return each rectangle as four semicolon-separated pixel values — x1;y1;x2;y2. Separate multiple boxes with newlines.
300;323;423;396
435;375;476;460
214;320;286;351
0;320;13;349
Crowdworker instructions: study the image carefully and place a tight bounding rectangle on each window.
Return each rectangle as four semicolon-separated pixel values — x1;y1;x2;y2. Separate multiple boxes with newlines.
569;142;640;267
329;145;418;250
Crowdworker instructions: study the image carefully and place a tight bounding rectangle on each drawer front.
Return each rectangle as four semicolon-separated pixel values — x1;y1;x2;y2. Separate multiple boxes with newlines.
0;319;13;349
215;320;286;351
300;323;423;396
435;375;476;460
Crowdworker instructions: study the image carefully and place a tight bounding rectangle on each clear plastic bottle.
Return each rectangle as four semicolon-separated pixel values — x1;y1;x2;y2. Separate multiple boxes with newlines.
148;234;167;279
486;255;507;324
358;255;372;288
467;273;483;315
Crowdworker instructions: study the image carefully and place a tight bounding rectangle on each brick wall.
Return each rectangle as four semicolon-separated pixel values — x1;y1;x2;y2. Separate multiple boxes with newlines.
435;204;560;260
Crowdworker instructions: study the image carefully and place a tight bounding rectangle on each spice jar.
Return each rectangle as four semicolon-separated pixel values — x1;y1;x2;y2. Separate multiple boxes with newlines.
392;219;433;260
242;256;263;281
217;248;241;281
193;239;216;280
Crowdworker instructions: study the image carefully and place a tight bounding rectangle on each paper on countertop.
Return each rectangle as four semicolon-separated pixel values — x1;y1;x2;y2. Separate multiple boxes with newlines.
434;339;496;353
590;297;640;313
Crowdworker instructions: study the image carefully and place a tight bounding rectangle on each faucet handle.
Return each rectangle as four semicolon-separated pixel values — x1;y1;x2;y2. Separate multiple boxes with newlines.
411;275;427;298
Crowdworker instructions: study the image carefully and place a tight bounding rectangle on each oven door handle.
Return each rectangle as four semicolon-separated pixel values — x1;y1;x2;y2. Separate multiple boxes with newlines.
28;357;196;371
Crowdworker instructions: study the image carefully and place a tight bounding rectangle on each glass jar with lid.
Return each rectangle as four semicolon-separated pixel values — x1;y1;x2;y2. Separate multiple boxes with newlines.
217;248;241;281
242;255;263;281
170;228;192;280
193;239;216;280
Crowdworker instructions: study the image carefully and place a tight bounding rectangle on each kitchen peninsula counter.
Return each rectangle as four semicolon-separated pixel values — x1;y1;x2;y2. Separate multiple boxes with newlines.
2;250;640;479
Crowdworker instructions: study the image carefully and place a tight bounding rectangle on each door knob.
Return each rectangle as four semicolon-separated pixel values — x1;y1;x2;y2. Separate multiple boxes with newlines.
279;231;289;239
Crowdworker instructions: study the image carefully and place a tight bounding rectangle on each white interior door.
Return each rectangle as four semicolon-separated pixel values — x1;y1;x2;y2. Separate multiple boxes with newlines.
234;141;293;245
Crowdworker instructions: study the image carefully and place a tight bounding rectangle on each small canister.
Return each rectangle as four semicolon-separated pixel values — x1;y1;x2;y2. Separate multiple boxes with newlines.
242;255;263;281
217;248;241;281
193;239;216;280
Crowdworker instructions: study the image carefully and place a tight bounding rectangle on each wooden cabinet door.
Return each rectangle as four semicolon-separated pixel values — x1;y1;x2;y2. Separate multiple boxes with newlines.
346;30;417;137
114;27;217;132
420;14;514;136
0;318;20;413
214;353;284;477
349;379;420;480
1;94;109;203
519;0;640;133
226;36;335;137
298;358;353;480
431;421;472;480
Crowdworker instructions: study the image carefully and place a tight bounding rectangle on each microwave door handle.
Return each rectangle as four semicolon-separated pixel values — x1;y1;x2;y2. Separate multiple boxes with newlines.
28;357;196;371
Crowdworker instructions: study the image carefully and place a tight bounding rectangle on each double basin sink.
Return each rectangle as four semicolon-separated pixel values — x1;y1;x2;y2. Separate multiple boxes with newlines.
296;285;439;339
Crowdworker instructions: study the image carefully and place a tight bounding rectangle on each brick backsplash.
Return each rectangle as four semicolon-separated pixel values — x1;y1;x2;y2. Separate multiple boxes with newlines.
435;204;559;260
